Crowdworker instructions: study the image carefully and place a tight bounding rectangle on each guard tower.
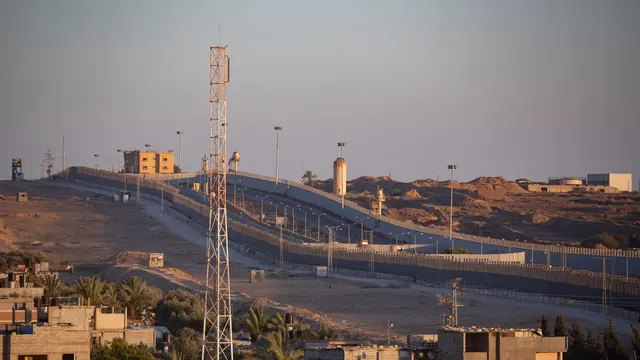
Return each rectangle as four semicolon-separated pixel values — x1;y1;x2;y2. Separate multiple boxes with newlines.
12;158;24;181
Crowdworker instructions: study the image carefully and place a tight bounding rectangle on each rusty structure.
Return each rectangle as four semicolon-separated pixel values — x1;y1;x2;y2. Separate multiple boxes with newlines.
202;45;233;360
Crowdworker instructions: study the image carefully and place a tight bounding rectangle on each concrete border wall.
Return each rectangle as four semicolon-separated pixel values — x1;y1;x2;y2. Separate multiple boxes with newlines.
65;167;640;312
142;170;640;275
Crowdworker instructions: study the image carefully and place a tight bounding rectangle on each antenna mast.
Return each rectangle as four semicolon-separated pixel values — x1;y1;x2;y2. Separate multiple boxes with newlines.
202;45;233;360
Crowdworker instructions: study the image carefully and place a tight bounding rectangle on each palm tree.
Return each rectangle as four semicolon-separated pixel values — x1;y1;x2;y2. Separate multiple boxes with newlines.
316;323;340;341
119;276;155;319
73;277;105;305
36;274;64;298
101;282;121;310
256;332;303;360
301;170;318;187
167;349;185;360
244;306;270;342
268;313;287;335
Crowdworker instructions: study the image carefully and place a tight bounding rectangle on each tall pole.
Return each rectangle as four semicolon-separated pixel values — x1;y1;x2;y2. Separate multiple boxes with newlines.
304;211;307;237
448;165;457;251
317;215;321;242
202;45;233;360
62;136;65;172
177;130;183;171
274;126;282;185
602;257;607;320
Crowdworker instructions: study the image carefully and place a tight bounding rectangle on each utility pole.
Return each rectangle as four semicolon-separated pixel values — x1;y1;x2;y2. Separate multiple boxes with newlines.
202;45;234;360
448;165;457;251
327;226;337;277
274;126;282;185
387;320;393;346
279;222;284;266
136;177;141;204
601;257;608;322
62;136;65;172
176;130;183;171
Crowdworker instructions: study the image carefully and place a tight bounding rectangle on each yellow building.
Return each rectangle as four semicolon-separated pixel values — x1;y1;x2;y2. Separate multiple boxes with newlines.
123;150;174;174
155;151;175;174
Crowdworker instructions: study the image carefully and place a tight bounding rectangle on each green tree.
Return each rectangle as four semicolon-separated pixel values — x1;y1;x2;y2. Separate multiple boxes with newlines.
118;276;159;319
630;324;640;359
174;165;182;173
73;276;105;305
35;274;64;298
91;338;154;360
316;323;340;341
301;170;318;187
101;282;122;310
156;290;204;333
584;329;604;360
539;314;551;337
244;306;270;342
603;319;630;360
256;331;303;360
554;315;568;337
566;321;586;360
171;328;203;360
268;313;287;335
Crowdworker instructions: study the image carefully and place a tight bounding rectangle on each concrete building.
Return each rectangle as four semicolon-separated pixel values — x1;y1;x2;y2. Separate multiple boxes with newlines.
0;324;91;360
304;341;412;360
587;173;632;192
123;150;175;174
437;326;567;360
522;183;617;193
333;158;347;196
155;151;175;174
548;177;584;186
0;269;155;359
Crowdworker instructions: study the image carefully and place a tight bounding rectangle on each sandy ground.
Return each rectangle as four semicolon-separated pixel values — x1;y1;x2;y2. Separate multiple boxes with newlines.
0;180;635;345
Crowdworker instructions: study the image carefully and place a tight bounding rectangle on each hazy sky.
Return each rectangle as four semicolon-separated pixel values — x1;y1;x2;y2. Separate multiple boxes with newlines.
1;1;638;186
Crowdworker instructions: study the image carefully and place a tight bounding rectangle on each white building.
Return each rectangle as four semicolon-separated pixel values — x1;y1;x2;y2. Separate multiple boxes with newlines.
586;173;632;192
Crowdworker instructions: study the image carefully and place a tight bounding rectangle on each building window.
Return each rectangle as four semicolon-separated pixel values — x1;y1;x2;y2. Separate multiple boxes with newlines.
143;158;148;161
163;166;168;170
143;166;148;170
163;157;168;161
62;355;75;360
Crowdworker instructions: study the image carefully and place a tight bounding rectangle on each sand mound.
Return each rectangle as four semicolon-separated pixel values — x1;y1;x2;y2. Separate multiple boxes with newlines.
0;194;9;201
469;176;510;186
531;212;550;225
68;196;82;201
403;189;421;199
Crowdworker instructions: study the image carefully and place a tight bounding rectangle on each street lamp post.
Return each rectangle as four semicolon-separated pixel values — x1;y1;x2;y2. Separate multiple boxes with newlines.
448;164;457;250
93;154;100;169
304;210;308;237
176;130;183;172
274;126;282;185
317;213;326;242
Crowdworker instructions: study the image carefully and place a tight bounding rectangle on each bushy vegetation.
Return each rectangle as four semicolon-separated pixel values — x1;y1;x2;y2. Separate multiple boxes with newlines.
91;338;155;360
443;248;472;254
540;314;633;360
581;232;639;249
0;250;46;272
156;290;204;333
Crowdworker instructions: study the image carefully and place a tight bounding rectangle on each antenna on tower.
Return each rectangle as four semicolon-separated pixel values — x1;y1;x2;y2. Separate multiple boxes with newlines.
201;45;233;360
436;278;463;326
